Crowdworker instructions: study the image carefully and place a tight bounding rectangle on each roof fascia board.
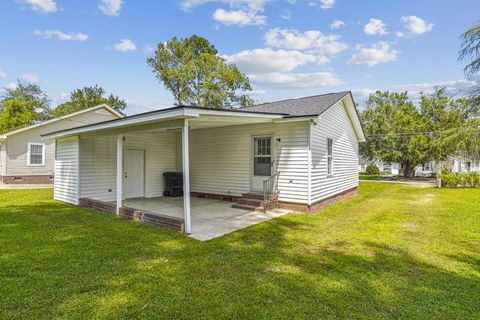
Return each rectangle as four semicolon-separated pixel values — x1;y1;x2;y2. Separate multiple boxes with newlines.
1;104;123;138
42;108;188;139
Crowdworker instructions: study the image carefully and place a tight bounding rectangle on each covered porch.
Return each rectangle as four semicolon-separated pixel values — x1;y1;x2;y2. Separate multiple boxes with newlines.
46;106;305;238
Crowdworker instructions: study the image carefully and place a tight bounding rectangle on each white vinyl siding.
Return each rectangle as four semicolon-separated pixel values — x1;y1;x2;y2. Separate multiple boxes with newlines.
54;136;79;204
4;108;119;176
188;122;309;204
310;101;359;204
79;132;177;202
0;143;6;175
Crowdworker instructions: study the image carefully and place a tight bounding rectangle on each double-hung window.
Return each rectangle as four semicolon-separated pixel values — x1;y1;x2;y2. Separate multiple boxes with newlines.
327;138;333;176
27;143;45;166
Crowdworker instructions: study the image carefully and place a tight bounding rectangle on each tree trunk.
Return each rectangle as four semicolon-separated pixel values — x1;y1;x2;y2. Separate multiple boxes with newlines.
401;162;416;178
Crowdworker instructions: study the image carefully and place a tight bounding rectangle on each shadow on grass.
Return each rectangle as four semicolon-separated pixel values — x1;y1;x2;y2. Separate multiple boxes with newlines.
0;190;479;319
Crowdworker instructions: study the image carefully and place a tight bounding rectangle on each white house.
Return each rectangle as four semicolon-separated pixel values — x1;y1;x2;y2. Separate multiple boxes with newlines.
42;92;365;235
0;105;123;184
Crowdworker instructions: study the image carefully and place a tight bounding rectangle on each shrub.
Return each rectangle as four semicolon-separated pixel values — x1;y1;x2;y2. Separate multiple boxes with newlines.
441;168;452;175
438;172;480;188
365;164;381;175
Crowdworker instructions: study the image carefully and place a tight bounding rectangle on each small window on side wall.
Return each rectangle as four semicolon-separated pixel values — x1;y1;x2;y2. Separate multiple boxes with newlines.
327;138;333;176
27;143;45;166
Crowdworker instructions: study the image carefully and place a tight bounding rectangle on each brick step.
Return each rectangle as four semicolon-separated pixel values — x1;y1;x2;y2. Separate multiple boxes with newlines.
232;203;264;211
237;198;263;206
241;192;278;201
241;192;264;200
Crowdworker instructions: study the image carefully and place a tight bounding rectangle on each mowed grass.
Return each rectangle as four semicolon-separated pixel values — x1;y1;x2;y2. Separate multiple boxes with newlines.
0;183;479;319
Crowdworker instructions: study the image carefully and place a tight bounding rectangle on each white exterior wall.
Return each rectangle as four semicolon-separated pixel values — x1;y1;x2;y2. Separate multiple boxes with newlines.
310;101;359;204
4;109;119;176
0;142;6;176
79;132;177;202
188;122;309;204
54;136;80;204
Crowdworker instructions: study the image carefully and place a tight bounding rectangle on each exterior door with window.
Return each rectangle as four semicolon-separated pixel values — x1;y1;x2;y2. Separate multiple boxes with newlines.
251;136;273;192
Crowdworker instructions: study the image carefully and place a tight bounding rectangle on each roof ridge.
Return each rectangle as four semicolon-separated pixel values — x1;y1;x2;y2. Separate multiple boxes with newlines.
242;91;350;109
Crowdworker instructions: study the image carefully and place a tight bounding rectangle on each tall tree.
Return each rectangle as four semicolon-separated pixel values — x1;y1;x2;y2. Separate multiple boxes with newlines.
459;21;480;79
360;88;475;177
54;85;126;116
147;35;253;109
0;80;52;134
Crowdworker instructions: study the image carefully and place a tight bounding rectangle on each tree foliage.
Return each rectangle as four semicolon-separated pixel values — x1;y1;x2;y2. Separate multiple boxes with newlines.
147;35;253;109
54;85;126;117
0;81;53;134
459;21;480;79
360;88;478;177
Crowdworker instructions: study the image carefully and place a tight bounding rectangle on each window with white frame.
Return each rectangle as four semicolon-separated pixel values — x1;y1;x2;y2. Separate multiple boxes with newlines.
327;138;333;176
27;143;45;166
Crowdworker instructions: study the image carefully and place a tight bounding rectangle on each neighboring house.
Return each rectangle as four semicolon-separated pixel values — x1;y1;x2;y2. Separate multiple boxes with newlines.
358;158;400;175
416;157;480;176
0;105;123;184
43;91;365;234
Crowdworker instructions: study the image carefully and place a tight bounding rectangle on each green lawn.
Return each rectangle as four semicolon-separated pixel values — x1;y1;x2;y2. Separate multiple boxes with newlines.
1;183;479;319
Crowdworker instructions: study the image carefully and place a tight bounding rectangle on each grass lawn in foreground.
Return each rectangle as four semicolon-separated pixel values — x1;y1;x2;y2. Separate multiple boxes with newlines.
0;183;479;319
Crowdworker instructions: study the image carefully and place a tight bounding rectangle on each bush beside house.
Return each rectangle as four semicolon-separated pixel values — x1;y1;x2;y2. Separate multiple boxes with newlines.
365;164;381;175
438;171;480;188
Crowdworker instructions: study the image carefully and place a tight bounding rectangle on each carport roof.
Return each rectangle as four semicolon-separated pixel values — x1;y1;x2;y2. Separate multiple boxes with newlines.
41;91;364;141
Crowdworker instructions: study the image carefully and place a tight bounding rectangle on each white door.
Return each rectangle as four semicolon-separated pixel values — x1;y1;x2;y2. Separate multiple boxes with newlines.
251;136;273;192
124;149;145;199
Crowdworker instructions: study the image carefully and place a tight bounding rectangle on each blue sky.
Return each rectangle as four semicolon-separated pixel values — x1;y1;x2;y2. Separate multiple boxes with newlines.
0;0;478;114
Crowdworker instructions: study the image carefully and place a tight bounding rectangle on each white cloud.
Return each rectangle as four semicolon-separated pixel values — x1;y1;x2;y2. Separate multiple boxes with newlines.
224;48;320;73
396;31;405;38
17;0;57;13
34;29;88;41
113;39;137;52
213;8;266;26
99;0;123;16
330;19;345;30
249;71;343;88
21;73;40;83
352;79;477;107
180;0;269;26
6;82;18;90
401;16;433;35
364;18;388;35
348;42;398;67
280;10;291;20
265;28;348;55
0;69;7;79
143;44;155;52
309;0;335;9
179;0;268;11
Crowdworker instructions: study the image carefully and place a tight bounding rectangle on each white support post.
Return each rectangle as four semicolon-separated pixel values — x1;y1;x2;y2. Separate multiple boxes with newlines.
182;119;192;234
116;134;123;215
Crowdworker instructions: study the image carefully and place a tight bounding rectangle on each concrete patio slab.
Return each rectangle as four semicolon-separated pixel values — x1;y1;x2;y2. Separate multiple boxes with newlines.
124;197;292;241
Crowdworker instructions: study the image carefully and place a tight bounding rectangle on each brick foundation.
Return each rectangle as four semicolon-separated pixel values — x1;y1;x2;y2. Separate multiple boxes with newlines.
79;198;185;233
80;198;116;214
278;187;358;213
0;175;54;184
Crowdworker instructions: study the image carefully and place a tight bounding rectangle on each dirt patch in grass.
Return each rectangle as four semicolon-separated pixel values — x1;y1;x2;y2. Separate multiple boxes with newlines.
409;193;435;205
401;221;418;232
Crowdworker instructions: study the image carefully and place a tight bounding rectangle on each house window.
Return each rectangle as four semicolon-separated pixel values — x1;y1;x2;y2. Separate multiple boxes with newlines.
27;143;45;166
327;138;333;176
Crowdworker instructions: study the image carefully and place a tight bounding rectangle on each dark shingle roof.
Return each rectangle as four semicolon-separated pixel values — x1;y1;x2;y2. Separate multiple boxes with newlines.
242;91;350;117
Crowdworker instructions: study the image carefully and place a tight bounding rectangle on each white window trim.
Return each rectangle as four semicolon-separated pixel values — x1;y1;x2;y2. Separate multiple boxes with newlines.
27;142;46;167
327;138;333;176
